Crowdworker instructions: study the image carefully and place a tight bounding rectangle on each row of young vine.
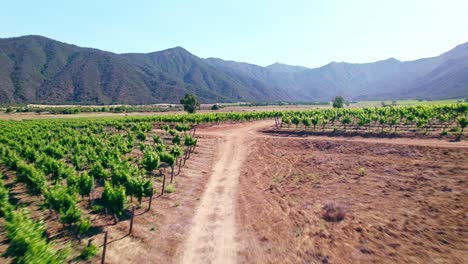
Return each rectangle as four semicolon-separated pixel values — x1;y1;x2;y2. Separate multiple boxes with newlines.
279;104;468;134
0;118;197;262
0;103;466;262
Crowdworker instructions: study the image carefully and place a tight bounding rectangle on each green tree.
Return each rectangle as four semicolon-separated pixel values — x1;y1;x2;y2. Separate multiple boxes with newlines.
180;93;200;114
332;96;345;108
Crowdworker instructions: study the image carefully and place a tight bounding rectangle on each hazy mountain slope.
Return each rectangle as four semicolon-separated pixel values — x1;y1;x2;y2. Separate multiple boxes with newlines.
208;43;468;101
0;35;467;104
403;57;468;99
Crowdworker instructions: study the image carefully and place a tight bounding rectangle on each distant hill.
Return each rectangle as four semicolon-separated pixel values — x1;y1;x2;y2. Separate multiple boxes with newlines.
0;35;467;104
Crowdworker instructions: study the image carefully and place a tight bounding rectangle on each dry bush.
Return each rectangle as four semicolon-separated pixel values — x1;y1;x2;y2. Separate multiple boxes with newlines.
322;201;346;222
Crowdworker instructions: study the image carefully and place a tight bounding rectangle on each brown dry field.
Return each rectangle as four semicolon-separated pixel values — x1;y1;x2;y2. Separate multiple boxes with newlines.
237;130;468;264
1;120;467;264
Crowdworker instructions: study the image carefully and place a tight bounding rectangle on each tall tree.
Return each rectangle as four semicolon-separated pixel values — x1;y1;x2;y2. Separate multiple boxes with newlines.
180;93;200;114
332;96;345;108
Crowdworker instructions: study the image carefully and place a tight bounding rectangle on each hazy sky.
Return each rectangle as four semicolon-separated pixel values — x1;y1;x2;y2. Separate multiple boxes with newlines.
1;0;468;68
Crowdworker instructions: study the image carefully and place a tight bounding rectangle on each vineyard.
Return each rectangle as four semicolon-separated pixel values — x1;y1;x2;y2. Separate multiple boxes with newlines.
278;104;468;137
0;103;467;263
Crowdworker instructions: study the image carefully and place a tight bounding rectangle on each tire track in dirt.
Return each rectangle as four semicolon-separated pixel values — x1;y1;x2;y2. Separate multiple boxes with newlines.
180;121;272;264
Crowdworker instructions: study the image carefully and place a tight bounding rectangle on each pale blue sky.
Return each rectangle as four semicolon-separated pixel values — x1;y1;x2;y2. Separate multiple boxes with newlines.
1;0;467;68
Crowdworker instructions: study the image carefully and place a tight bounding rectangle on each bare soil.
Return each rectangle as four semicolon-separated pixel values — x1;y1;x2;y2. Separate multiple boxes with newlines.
237;133;468;263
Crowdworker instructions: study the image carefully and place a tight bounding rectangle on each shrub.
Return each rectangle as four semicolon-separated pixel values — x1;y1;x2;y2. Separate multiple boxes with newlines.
77;173;94;198
60;205;82;227
136;131;146;141
457;116;467;132
102;182;127;216
322;201;346;222
79;243;98;260
142;149;160;172
77;217;91;236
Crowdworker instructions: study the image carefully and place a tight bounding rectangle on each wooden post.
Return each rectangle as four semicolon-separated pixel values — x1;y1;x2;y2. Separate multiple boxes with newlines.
88;238;94;247
129;206;135;235
161;174;166;196
101;231;108;264
148;189;154;210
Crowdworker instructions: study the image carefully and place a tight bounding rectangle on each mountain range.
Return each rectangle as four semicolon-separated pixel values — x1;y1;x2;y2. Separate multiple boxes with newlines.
0;35;467;104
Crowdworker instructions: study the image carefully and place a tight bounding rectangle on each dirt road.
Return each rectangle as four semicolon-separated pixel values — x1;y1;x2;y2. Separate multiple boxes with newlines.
180;121;272;264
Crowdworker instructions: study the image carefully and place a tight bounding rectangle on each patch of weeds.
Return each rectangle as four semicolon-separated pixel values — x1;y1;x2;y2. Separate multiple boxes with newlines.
322;201;346;222
165;184;175;193
292;175;301;184
358;167;366;176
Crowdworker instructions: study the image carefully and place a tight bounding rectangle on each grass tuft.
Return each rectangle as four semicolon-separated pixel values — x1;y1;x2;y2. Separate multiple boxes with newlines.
322;201;346;222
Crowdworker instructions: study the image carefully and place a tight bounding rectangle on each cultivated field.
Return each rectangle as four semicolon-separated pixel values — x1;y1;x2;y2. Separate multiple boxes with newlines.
0;104;467;263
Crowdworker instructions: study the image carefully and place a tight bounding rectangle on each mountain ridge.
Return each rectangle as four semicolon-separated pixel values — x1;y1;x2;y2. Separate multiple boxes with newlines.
0;35;467;104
